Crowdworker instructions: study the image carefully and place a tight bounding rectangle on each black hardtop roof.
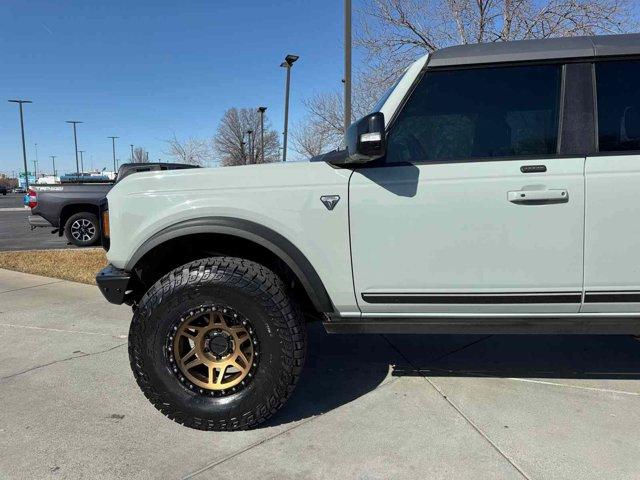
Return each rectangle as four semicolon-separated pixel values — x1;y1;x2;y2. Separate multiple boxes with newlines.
427;33;640;68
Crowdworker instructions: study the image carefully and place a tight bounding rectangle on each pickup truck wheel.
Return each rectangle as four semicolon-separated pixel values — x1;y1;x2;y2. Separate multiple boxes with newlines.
64;212;100;247
128;257;306;431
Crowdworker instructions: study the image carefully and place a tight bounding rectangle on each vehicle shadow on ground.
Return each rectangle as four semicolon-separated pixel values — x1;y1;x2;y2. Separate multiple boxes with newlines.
266;322;396;427
268;326;640;427
389;333;640;380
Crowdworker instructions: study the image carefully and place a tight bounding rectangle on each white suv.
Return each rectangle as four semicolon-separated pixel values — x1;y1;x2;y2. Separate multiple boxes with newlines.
96;33;640;430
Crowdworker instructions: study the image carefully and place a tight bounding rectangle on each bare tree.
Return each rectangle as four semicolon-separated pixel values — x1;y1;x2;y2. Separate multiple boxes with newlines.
133;147;149;163
290;119;337;159
166;135;212;166
303;0;636;143
302;78;388;150
214;108;281;167
357;0;636;89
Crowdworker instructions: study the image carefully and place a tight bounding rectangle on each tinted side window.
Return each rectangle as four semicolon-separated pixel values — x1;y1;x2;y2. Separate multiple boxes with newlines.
386;65;561;163
596;60;640;152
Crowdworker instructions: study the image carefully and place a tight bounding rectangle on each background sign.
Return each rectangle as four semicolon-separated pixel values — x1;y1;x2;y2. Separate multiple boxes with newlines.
18;172;35;188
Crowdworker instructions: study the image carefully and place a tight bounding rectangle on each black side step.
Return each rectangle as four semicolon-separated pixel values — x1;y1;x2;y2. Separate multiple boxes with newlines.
324;317;640;335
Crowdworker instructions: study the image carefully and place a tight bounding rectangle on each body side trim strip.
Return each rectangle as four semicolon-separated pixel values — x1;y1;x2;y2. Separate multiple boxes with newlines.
362;291;640;305
362;292;582;304
584;291;640;303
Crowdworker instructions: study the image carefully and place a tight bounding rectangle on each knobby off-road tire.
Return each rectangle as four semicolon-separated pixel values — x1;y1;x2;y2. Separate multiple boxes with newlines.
64;212;100;247
128;257;307;431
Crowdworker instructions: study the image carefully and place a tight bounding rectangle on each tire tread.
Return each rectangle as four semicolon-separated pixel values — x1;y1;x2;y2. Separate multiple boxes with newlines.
128;256;306;431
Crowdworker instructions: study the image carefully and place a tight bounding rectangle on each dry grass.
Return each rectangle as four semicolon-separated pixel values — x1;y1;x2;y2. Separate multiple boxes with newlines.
0;248;108;285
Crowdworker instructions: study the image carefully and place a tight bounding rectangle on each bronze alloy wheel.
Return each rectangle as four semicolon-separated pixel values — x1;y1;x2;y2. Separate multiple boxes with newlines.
129;257;307;430
168;305;259;396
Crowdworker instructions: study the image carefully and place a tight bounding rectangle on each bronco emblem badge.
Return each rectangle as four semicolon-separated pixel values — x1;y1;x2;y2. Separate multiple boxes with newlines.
320;195;340;211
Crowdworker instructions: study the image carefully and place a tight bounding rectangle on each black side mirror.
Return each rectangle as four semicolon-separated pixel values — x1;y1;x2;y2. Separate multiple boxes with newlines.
330;112;386;165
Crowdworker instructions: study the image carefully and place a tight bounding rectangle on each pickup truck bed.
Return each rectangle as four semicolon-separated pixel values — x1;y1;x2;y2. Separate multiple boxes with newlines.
29;182;113;245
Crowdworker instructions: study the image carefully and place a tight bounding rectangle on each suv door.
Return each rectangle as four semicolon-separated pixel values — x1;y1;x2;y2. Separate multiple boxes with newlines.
583;60;640;313
349;63;586;315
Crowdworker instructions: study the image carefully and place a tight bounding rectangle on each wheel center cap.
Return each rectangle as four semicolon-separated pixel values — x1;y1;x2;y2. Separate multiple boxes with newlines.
206;331;232;357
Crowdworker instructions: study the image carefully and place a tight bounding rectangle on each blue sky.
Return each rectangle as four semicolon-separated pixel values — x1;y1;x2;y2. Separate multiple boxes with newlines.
0;0;356;174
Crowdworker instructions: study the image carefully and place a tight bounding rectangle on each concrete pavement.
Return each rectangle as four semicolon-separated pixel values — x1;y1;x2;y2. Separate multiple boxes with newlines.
1;268;640;479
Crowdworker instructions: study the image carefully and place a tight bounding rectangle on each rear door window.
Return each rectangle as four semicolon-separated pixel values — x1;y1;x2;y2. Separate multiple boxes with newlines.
596;60;640;152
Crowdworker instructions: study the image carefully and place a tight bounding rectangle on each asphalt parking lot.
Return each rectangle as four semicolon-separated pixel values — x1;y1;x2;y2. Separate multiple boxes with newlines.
0;194;71;251
1;268;640;479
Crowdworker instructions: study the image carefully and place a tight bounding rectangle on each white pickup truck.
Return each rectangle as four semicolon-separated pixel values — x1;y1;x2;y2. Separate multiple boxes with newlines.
97;33;640;430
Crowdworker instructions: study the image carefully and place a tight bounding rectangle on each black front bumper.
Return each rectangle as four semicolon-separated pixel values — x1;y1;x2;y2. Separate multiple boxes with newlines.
96;265;131;304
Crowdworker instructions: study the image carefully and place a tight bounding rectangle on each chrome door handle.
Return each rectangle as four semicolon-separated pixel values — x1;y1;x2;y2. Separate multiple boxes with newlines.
508;189;568;204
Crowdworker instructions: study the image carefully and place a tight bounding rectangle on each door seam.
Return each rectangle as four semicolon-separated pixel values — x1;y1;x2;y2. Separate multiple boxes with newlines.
346;169;362;316
580;156;587;312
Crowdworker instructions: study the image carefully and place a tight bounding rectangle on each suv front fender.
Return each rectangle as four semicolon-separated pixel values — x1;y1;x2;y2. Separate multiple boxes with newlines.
125;216;335;313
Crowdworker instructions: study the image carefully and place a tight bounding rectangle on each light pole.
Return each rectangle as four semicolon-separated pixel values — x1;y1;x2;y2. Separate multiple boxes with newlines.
78;150;85;174
344;0;352;133
280;54;299;162
34;142;39;178
246;129;254;164
66;120;82;174
51;155;57;177
108;136;118;172
8;99;32;189
258;107;267;163
130;144;134;163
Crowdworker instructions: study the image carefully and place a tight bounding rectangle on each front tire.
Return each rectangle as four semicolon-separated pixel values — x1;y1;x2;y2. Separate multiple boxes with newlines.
64;212;100;247
128;257;307;431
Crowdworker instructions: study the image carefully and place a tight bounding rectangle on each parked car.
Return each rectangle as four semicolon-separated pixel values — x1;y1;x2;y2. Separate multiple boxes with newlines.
96;33;640;431
0;186;7;195
28;163;198;247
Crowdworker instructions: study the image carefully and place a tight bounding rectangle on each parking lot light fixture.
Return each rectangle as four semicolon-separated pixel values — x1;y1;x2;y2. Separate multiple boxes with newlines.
108;136;119;172
66;121;82;174
246;129;254;164
258;107;267;163
344;0;352;133
79;150;86;175
8;99;32;189
50;155;57;177
280;54;299;162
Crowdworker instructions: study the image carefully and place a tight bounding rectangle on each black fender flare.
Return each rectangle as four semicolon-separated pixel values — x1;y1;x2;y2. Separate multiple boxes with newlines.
125;217;335;313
